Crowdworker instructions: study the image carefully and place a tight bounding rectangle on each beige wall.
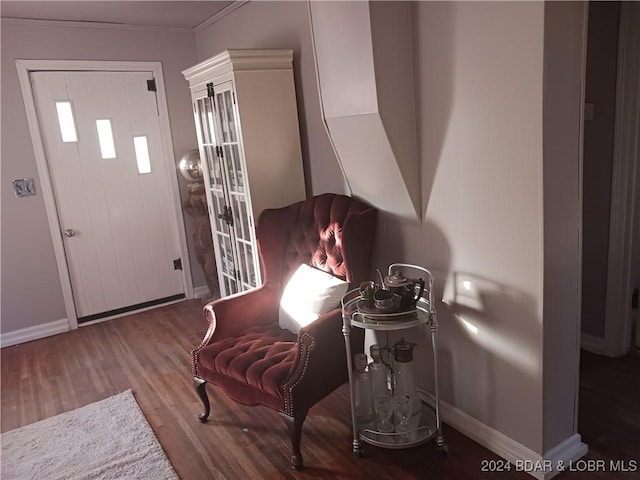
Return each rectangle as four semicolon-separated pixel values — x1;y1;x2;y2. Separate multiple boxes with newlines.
411;0;545;452
0;20;200;333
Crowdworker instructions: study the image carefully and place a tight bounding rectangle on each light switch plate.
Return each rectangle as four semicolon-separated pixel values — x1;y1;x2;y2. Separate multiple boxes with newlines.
13;178;36;197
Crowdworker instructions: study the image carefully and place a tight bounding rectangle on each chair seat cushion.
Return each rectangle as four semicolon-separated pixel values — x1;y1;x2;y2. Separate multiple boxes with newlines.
198;325;298;398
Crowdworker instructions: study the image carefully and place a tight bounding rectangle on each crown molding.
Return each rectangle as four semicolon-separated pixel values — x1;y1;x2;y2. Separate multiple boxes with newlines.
193;0;250;33
1;17;193;34
1;1;251;34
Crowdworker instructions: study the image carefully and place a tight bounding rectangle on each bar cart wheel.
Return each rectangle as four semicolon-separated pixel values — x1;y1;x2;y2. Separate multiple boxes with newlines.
352;440;365;457
438;442;449;456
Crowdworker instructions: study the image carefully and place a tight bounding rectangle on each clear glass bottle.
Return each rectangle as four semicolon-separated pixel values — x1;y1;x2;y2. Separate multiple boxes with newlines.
369;345;394;434
368;344;391;399
353;353;375;426
391;338;421;441
393;359;420;414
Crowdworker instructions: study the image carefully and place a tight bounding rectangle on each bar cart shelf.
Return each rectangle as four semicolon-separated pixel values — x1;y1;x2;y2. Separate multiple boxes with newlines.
341;263;448;456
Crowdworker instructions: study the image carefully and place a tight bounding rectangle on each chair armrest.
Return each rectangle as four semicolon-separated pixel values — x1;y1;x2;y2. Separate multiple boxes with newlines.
281;308;365;415
201;285;280;343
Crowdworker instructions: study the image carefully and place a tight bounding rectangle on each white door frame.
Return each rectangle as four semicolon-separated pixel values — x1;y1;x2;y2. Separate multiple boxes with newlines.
603;2;640;357
16;59;194;330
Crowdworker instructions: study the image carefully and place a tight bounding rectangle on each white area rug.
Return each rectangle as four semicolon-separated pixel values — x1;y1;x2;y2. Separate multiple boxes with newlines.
1;390;178;480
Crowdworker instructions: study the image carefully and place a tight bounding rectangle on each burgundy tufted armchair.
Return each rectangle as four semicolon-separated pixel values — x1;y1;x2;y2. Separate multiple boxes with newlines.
192;193;377;469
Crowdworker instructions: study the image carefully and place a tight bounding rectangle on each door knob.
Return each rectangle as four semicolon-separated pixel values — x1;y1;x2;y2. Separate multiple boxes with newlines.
64;229;75;238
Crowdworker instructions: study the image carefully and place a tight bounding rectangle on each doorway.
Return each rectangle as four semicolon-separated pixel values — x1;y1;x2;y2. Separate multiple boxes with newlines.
16;61;193;328
581;1;640;357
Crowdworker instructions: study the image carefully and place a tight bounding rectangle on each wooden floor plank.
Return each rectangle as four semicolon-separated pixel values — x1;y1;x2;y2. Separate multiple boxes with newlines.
2;300;638;479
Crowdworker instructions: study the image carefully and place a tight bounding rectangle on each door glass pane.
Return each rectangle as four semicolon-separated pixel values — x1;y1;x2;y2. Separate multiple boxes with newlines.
55;101;78;142
203;146;223;190
226;277;238;295
223;244;239;294
234;146;245;193
237;243;248;285
216;89;237;144
247;244;257;287
221;235;233;275
224;90;237;143
206;100;217;144
197;98;216;145
96;119;116;159
224;145;244;194
218;234;228;275
231;196;251;242
133;136;151;174
216;91;229;143
213;192;226;232
196;99;207;143
224;145;237;192
231;197;242;240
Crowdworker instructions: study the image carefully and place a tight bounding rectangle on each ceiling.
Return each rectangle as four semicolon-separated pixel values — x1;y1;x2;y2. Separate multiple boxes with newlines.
0;1;236;29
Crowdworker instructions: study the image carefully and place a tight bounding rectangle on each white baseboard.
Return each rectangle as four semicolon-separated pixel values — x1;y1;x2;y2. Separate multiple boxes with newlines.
581;333;605;355
543;434;589;479
418;389;588;479
1;319;69;348
193;285;210;299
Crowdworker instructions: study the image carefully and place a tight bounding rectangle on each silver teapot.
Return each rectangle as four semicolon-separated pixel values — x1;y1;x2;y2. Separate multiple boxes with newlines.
378;270;425;309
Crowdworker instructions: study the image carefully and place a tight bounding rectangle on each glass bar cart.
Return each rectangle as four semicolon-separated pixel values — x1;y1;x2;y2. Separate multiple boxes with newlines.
341;263;448;456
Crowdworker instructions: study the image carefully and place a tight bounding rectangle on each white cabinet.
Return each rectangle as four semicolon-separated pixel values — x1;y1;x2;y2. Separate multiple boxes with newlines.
183;50;306;297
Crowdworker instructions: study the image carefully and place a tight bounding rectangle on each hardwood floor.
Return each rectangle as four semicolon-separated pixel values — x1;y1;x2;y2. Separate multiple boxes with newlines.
2;300;638;479
576;350;640;477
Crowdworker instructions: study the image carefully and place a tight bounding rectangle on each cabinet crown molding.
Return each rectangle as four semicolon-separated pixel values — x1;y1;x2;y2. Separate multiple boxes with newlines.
182;49;294;82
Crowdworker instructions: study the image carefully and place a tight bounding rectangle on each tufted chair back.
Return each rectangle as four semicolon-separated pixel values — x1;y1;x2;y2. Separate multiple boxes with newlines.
257;193;377;292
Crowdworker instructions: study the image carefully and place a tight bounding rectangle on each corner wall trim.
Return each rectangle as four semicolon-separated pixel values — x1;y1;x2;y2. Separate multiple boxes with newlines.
193;1;249;32
581;333;605;355
193;285;210;299
418;389;588;480
1;319;69;348
544;434;589;479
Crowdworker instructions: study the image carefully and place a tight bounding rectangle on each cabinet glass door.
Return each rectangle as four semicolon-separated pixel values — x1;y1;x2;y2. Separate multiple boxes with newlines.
214;83;260;290
195;96;239;296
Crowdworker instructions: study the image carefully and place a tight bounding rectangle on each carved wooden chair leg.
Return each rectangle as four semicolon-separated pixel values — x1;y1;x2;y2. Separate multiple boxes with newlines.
279;410;308;470
194;377;210;423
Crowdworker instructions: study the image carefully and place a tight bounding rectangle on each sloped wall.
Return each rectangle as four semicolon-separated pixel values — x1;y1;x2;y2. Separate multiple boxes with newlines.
309;1;420;221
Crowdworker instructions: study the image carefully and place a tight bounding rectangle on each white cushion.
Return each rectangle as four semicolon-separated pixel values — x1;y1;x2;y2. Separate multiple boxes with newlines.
278;263;349;334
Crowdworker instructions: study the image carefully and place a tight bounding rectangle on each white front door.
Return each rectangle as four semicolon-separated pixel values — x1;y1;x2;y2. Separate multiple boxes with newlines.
31;71;185;322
